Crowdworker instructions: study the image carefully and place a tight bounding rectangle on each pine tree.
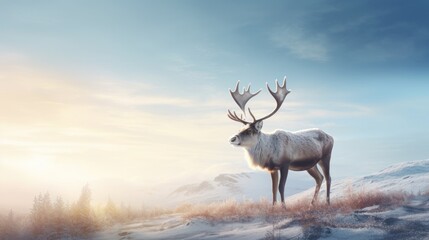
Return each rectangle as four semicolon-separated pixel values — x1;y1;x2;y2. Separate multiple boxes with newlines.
29;192;53;237
0;210;19;240
30;194;43;235
52;196;66;235
41;192;53;230
72;184;97;236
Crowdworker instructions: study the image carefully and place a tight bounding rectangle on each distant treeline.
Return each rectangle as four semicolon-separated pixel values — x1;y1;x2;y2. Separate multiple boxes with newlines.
0;184;170;240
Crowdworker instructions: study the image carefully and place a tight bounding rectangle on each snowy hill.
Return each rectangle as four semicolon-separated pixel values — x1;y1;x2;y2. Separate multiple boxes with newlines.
358;159;429;194
170;171;315;205
169;160;429;206
94;160;429;240
290;159;429;202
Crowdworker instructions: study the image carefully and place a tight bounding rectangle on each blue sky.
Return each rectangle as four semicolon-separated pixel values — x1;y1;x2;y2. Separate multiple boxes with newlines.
1;0;429;209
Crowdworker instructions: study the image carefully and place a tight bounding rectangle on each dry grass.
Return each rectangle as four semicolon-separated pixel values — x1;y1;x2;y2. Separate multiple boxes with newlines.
140;206;175;219
177;199;274;221
178;189;409;222
331;187;408;212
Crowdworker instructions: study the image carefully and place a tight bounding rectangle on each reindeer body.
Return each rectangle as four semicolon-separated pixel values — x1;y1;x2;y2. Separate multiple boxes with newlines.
243;128;334;204
227;78;334;205
245;128;333;171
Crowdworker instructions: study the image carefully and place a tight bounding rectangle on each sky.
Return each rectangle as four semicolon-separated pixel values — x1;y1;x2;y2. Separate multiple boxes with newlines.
1;0;429;211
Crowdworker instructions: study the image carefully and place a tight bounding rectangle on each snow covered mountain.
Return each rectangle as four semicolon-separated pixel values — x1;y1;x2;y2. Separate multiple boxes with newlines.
170;171;315;204
291;159;429;202
170;160;429;205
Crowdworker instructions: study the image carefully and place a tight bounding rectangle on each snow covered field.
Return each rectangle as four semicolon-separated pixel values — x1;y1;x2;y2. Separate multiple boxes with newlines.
92;160;429;240
94;197;429;240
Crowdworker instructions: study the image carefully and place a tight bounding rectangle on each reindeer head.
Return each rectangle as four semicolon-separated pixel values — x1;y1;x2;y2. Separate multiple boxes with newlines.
228;77;291;147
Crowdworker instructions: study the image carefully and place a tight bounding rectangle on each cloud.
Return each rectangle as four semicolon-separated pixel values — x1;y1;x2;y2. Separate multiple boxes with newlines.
0;63;249;210
0;61;375;171
0;63;241;183
0;59;383;213
271;26;328;62
268;2;429;64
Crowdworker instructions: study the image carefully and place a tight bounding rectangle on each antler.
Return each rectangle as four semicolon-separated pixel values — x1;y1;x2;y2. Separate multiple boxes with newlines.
255;77;291;122
229;80;261;112
228;80;261;124
227;109;251;124
227;77;290;124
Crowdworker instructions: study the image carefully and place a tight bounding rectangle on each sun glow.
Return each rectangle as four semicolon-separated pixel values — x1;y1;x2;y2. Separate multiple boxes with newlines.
0;155;53;176
24;155;52;174
0;64;245;212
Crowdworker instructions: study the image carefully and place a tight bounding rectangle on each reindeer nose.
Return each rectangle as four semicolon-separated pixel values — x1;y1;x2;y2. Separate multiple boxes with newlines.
229;135;240;145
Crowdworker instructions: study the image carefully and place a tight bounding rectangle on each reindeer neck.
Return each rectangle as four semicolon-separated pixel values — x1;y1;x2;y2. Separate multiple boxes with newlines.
244;132;274;169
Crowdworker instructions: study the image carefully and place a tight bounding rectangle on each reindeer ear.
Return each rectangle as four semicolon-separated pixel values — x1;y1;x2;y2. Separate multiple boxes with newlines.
255;121;263;131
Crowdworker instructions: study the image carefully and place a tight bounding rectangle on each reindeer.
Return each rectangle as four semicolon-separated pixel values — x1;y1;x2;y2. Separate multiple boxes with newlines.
227;77;334;206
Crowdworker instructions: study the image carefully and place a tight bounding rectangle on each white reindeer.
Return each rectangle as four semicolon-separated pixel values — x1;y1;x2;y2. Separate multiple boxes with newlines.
228;77;334;205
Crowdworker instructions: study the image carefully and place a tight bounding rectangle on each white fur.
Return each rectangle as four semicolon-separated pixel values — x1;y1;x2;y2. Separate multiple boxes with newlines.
243;128;333;171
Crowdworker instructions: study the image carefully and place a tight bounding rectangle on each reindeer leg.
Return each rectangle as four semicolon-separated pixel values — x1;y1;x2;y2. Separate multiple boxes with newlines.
270;171;279;205
318;154;332;205
279;165;289;207
307;165;324;205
